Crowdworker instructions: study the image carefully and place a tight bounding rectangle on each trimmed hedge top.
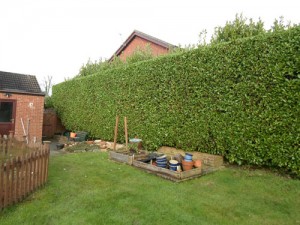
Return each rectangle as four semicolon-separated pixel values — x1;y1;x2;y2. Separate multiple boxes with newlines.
52;27;300;176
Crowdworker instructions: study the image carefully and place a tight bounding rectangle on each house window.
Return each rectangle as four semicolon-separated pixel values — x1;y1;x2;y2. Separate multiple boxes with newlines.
0;102;13;122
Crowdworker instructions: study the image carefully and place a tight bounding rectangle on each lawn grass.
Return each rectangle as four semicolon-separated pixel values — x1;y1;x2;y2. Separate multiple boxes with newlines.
0;152;299;225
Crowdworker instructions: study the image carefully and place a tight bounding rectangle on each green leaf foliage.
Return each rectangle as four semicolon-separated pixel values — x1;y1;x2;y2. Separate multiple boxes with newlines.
76;45;155;78
52;27;300;176
211;13;266;44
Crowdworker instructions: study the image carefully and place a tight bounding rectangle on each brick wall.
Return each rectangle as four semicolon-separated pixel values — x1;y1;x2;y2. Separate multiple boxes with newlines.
0;92;44;143
119;36;169;61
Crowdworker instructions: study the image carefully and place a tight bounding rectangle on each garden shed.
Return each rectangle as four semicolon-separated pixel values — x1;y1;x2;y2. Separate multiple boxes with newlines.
0;71;45;144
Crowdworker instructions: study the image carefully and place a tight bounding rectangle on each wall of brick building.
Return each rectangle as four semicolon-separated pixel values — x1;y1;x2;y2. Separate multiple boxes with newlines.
0;92;44;143
119;36;169;61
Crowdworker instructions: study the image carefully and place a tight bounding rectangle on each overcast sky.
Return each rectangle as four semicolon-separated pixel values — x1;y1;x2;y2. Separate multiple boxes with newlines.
0;0;299;89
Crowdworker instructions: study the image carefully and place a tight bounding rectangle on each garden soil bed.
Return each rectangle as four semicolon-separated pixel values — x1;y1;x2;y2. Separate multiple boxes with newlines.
132;160;219;182
109;151;146;165
109;149;223;182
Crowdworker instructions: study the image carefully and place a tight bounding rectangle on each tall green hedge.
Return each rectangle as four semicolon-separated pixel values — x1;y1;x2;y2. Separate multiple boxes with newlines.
52;27;300;175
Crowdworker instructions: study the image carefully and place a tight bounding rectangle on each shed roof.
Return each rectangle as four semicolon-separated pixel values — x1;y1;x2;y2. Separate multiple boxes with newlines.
0;71;44;96
109;30;175;61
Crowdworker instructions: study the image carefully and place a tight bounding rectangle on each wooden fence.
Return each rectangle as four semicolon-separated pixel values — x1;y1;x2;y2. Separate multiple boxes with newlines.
0;134;51;210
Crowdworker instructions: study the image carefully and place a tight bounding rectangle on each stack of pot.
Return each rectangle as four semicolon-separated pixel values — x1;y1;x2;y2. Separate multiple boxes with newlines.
156;155;167;168
182;153;194;171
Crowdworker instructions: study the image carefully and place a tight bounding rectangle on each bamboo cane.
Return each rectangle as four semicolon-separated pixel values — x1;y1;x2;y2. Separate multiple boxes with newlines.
124;117;128;151
113;116;119;151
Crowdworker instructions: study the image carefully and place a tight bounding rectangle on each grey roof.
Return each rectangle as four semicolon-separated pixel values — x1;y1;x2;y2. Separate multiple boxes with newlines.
109;30;175;62
0;71;44;96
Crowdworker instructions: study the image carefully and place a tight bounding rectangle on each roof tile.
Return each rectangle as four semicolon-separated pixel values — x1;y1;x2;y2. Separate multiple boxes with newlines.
0;71;44;95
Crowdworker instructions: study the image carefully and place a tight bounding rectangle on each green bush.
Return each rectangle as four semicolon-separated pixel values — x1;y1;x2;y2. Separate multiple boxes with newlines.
52;27;300;176
76;45;155;78
44;96;54;108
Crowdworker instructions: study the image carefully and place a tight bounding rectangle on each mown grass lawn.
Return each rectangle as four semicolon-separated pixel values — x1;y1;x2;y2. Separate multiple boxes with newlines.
0;152;299;225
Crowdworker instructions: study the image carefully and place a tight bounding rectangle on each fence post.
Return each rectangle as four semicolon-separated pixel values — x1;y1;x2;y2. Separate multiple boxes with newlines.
25;153;30;196
33;152;37;191
10;158;15;204
4;139;8;155
4;160;9;208
16;156;21;203
0;162;4;210
0;135;3;156
22;135;27;149
29;152;33;193
8;132;14;154
43;141;51;183
20;155;25;200
43;141;51;152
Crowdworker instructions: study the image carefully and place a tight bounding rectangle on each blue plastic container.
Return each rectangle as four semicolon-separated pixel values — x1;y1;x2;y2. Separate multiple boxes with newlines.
156;158;167;163
184;153;193;161
157;163;167;168
169;165;177;171
156;154;167;159
169;160;178;166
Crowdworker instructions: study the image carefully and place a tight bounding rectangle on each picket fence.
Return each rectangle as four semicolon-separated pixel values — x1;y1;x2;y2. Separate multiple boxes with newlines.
0;135;50;210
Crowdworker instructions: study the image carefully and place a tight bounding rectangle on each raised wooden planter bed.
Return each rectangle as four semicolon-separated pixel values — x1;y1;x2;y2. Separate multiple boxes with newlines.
109;151;134;165
109;150;222;182
132;160;218;182
109;151;147;165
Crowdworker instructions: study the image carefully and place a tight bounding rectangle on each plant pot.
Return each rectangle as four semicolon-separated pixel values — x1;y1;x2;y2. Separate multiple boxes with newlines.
184;153;193;161
169;165;177;171
169;159;178;166
182;160;194;171
194;159;202;168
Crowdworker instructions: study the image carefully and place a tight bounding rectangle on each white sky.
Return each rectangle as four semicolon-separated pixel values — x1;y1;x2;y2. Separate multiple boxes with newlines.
0;0;299;89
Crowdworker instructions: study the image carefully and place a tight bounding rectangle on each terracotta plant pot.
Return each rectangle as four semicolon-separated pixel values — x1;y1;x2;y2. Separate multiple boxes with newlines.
70;132;76;138
194;159;202;168
182;160;194;171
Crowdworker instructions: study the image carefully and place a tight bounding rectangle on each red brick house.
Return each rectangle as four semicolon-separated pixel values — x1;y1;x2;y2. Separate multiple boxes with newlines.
109;30;175;62
0;71;44;144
